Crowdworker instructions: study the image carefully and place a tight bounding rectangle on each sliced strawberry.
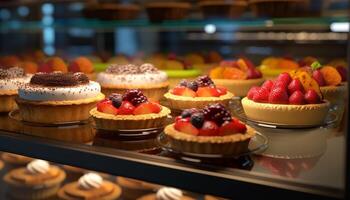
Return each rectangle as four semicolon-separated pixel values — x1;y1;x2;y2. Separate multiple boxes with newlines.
171;86;196;97
216;86;227;96
118;101;135;115
196;86;220;97
174;120;199;135
133;102;161;115
219;120;236;135
97;99;118;115
198;121;219;136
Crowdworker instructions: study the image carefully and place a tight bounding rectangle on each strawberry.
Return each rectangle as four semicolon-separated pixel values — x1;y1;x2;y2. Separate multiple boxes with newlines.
247;86;260;100
97;99;118;115
336;66;347;82
171;86;196;97
118;101;135;115
232;118;247;133
133;102;161;115
304;89;320;104
216;86;227;96
196;86;220;97
247;68;262;79
289;91;305;105
252;87;269;103
174;120;199;135
261;80;274;91
198;121;219;136
288;79;304;95
275;72;292;89
268;87;289;104
312;70;325;86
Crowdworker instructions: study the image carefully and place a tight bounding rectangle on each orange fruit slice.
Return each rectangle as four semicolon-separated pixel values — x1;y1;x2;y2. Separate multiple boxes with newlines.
209;66;224;79
223;67;247;80
320;66;342;86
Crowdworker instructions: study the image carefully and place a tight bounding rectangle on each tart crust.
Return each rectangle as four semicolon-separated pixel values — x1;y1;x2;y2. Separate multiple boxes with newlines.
16;93;105;123
0;89;18;112
213;78;265;97
320;83;347;105
90;106;171;130
241;97;330;126
164;124;255;155
164;92;234;110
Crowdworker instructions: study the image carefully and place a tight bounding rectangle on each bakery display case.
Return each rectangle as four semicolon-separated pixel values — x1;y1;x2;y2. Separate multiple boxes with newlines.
0;0;349;199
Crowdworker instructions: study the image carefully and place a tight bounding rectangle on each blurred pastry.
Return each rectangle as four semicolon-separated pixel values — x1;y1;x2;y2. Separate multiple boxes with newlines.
146;2;191;22
258;56;299;79
137;187;195;200
69;56;96;80
249;0;308;17
117;177;161;200
1;153;33;167
96;3;140;20
199;0;247;19
38;56;68;73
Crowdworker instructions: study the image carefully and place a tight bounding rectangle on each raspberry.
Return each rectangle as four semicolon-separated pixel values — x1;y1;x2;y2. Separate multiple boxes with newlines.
122;89;148;106
109;93;123;108
196;75;214;87
203;103;232;126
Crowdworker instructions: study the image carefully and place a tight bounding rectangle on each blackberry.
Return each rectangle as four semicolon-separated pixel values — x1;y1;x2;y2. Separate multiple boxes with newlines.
122;89;148;106
186;81;198;91
109;93;123;108
203;103;232;126
196;75;214;87
190;112;204;128
181;108;198;118
179;79;188;87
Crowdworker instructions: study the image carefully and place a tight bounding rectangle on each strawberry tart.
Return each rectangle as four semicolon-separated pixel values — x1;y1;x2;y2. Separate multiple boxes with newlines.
242;72;330;126
90;89;171;130
97;63;169;101
209;58;264;96
164;75;234;110
0;67;31;112
16;72;105;123
164;103;255;155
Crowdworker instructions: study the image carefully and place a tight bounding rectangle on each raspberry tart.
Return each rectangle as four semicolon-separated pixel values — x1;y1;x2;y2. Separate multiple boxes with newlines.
90;89;171;130
210;58;264;96
97;63;169;101
164;75;234;110
164;103;255;155
242;72;330;126
16;72;105;123
0;67;30;112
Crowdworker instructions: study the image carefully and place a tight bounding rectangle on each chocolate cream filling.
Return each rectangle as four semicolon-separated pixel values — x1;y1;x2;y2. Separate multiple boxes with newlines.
30;72;89;87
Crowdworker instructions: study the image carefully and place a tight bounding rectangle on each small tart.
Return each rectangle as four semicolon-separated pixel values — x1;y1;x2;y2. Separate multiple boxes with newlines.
164;124;255;155
213;78;265;97
1;153;33;166
137;194;195;200
241;97;330;126
164;92;234;110
117;177;161;200
0;160;4;171
90;106;171;130
0;94;17;112
320;83;347;105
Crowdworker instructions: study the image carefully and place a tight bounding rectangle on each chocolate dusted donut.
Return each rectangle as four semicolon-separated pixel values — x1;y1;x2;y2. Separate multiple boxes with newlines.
30;72;89;87
0;67;26;79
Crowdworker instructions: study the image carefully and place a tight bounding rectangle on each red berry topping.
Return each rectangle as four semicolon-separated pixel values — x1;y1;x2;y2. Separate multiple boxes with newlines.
118;101;135;115
312;70;326;86
287;79;304;95
133;102;161;115
196;75;214;87
171;86;197;97
232;118;247;133
268;87;289;104
252;87;269;103
336;66;347;82
247;86;259;100
109;93;123;108
196;86;220;97
198;121;219;136
97;99;118;115
122;89;147;106
216;86;227;96
261;80;274;91
275;72;292;88
203;103;232;126
304;89;320;104
289;91;305;105
174;120;199;135
247;68;262;79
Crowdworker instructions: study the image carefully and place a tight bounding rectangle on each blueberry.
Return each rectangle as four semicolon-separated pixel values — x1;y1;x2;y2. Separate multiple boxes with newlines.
109;93;123;108
179;79;188;87
181;108;198;118
187;81;198;91
190;112;204;128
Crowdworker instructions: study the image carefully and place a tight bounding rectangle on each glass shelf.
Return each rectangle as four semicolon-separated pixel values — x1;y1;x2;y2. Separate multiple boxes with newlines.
0;102;346;199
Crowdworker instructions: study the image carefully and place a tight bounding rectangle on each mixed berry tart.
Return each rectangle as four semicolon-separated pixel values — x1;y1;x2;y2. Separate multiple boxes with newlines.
209;58;264;97
90;89;171;130
16;72;104;123
164;75;234;110
164;103;255;155
0;67;31;112
242;72;330;126
97;63;169;101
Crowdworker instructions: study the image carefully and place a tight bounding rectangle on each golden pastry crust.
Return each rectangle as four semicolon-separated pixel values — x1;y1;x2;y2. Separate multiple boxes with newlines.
164;124;255;155
320;83;347;105
90;106;171;130
241;97;330;126
0;89;17;95
213;78;265;97
0;94;17;112
164;92;234;110
137;194;195;200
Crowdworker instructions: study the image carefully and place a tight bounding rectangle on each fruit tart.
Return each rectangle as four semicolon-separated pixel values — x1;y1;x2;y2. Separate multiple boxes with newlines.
242;72;330;126
16;72;105;123
0;67;31;112
210;58;264;96
69;56;96;80
97;63;169;101
90;89;171;130
258;56;299;79
164;103;255;155
164;75;234;110
137;187;195;200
